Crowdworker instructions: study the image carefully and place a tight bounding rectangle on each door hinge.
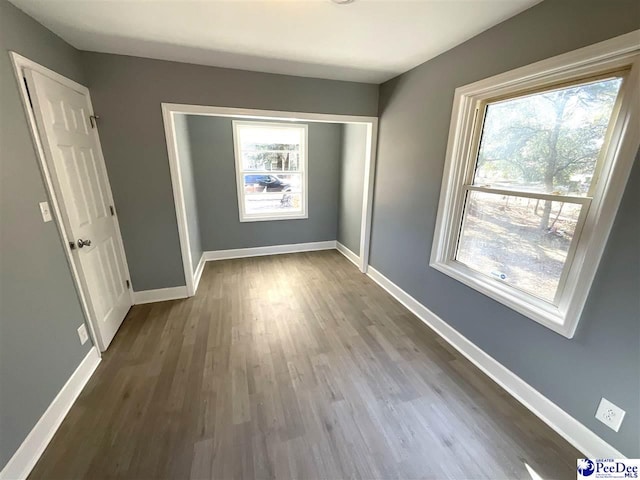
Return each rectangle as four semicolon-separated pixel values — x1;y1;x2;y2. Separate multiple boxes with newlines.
109;205;115;216
126;279;130;289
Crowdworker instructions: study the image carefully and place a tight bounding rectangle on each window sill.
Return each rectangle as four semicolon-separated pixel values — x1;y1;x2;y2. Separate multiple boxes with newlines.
430;259;576;338
239;213;308;223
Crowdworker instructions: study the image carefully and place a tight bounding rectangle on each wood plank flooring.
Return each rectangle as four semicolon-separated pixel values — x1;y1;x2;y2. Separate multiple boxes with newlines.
29;250;580;479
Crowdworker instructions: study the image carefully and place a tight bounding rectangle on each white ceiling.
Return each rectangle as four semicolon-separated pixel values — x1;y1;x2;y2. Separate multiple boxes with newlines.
10;0;540;83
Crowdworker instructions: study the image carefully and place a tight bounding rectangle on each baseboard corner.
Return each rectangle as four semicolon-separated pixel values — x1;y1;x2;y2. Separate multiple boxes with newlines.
203;240;337;262
336;242;360;267
132;286;188;305
193;254;206;294
0;346;101;480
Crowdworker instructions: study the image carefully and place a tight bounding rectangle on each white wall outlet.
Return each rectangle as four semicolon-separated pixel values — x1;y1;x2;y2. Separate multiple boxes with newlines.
595;397;625;432
77;324;89;345
39;201;52;222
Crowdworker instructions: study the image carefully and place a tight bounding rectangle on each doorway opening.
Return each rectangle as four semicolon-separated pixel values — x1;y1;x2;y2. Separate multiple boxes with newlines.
162;104;378;296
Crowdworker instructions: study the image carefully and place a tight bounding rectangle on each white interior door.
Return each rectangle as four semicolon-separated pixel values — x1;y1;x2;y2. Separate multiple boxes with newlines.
24;68;132;351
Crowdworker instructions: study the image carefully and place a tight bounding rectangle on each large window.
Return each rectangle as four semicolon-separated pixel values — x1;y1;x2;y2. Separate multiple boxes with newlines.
232;121;308;222
431;37;639;337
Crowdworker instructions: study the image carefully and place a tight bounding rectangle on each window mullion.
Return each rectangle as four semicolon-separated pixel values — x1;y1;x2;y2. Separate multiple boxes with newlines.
464;185;592;205
241;150;300;154
240;170;302;175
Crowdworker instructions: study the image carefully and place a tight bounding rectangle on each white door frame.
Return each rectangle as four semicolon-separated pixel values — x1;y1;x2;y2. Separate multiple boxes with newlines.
10;52;134;353
161;103;379;296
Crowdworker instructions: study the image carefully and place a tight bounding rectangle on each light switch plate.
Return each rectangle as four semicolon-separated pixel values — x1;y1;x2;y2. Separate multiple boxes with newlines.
77;324;89;345
595;397;625;432
39;201;52;222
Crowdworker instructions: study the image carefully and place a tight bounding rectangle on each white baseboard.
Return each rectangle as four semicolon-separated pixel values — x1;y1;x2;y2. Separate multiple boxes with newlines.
336;242;360;267
193;254;206;293
0;347;101;480
132;286;188;305
366;266;625;460
150;242;338;299
203;240;337;262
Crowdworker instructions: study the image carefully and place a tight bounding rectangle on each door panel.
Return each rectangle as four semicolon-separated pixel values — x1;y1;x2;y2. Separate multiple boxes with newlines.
82;148;111;220
25;69;131;351
58;144;93;227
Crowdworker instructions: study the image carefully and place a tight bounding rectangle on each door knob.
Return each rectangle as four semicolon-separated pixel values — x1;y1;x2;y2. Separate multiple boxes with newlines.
77;238;92;248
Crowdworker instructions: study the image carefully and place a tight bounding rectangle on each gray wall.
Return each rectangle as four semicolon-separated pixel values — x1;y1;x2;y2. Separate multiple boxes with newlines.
185;116;342;251
372;0;640;456
81;52;378;291
337;123;367;255
174;114;202;272
0;0;92;469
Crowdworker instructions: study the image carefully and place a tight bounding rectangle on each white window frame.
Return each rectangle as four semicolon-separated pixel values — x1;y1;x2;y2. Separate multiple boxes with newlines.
430;31;640;338
232;120;309;222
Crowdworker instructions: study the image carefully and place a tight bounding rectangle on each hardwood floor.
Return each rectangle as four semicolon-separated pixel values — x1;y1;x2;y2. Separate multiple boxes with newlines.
29;250;580;479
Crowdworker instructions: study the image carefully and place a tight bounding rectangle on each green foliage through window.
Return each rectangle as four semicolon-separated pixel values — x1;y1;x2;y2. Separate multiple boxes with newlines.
474;77;622;196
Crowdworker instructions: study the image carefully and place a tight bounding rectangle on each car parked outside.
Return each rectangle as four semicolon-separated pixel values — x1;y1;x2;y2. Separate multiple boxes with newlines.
244;174;291;192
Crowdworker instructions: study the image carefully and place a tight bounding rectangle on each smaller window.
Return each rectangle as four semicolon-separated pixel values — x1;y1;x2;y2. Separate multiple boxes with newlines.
232;121;308;222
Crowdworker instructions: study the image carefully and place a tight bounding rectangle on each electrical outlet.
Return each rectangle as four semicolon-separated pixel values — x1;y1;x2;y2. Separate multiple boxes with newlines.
595;397;625;432
39;201;52;222
77;324;89;345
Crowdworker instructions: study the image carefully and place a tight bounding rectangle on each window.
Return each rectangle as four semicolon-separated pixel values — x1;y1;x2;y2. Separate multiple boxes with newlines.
232;121;308;222
431;36;639;337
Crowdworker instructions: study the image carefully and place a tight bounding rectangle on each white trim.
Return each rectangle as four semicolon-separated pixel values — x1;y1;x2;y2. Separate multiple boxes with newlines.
430;31;640;338
453;30;639;99
359;121;378;273
161;103;377;125
365;266;626;460
193;254;206;293
465;185;590;204
203;241;336;262
0;347;101;480
336;242;360;267
9;52;89;95
161;107;196;297
161;103;379;297
231;120;309;222
132;286;188;304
